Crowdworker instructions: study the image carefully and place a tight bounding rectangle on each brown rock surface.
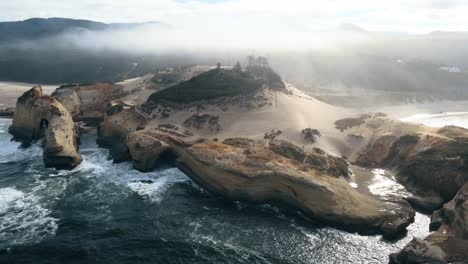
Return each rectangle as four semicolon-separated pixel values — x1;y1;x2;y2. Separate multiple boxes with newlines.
52;83;126;124
126;130;414;238
339;115;468;208
97;102;147;162
392;183;468;263
9;86;81;169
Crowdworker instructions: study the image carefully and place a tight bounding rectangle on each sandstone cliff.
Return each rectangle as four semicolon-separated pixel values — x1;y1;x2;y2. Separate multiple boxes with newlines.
9;86;82;169
337;114;468;211
52;83;127;124
125;129;414;238
95;70;423;238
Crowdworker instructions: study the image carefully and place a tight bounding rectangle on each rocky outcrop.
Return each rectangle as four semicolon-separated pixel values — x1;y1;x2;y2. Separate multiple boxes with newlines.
52;83;126;124
126;130;414;238
391;183;468;263
97;102;147;162
183;114;221;133
339;115;468;210
9;86;45;140
9;86;81;169
389;238;447;264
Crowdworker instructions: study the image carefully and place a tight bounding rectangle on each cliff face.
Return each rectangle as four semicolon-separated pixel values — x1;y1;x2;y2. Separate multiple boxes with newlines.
335;114;468;262
52;83;126;124
125;130;414;238
9;86;82;169
337;115;468;210
97;102;147;162
9;86;45;140
94;78;428;238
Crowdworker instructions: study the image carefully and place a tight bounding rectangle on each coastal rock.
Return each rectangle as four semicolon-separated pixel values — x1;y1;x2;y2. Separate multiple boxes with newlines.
9;86;81;169
183;114;221;133
393;183;468;263
126;130;414;238
52;83;126;124
341;115;468;206
97;102;147;162
440;183;468;239
9;86;44;140
430;209;444;232
389;238;447;264
268;140;349;178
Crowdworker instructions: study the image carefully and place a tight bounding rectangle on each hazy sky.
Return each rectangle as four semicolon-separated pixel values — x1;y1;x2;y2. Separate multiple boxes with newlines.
1;0;467;34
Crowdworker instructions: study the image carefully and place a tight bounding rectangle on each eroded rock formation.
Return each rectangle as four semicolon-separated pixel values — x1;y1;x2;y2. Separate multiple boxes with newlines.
335;115;468;263
52;83;126;124
391;183;468;263
9;86;81;169
125;129;414;238
338;114;468;211
97;102;147;162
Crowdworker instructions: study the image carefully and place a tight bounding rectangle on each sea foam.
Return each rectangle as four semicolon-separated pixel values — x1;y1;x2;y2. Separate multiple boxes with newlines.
0;187;58;248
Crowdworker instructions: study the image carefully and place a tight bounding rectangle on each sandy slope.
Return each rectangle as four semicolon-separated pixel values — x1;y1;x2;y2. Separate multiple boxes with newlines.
141;83;356;157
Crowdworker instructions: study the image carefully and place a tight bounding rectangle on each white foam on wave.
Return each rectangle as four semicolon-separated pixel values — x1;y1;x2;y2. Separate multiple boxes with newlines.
0;119;44;163
127;174;184;203
0;187;58;247
58;144;190;204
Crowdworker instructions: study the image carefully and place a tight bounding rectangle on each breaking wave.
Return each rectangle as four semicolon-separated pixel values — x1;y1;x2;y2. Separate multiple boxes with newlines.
0;187;58;248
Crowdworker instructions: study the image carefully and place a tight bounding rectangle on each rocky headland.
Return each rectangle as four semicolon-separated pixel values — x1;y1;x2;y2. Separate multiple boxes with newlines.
6;64;468;262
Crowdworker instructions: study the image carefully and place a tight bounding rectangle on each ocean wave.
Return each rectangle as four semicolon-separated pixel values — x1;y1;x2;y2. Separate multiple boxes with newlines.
0;187;58;248
127;171;188;203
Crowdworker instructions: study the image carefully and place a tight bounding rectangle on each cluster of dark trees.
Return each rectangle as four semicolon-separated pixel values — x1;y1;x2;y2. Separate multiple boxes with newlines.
247;56;269;68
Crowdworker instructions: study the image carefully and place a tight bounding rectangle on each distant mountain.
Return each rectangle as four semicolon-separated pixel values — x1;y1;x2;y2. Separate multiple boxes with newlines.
0;17;176;84
0;17;160;42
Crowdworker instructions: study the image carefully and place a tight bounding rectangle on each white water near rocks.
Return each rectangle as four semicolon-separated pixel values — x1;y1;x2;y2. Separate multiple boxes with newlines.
0;117;432;263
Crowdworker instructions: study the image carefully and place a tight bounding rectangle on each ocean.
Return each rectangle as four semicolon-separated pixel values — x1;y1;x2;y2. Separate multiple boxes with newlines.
0;114;444;264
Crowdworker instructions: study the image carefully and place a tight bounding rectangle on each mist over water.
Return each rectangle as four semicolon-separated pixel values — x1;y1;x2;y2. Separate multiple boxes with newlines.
0;118;430;263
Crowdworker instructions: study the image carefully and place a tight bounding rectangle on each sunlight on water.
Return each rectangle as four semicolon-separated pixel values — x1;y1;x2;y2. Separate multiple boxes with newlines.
368;169;410;198
401;112;468;128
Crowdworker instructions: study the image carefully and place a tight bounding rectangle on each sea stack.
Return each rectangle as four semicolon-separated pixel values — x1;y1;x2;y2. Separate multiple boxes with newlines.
9;86;82;169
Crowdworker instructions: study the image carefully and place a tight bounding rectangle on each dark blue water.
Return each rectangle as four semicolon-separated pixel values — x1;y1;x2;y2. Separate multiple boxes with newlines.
0;118;429;264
